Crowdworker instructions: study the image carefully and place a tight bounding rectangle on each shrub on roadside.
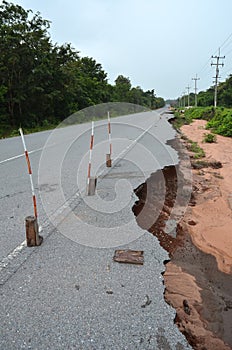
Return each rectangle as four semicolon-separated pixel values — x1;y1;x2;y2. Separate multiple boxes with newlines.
186;140;205;159
203;133;217;143
206;110;232;137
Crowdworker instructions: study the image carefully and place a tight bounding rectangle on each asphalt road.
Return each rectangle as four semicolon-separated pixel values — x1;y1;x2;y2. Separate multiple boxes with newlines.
0;107;192;349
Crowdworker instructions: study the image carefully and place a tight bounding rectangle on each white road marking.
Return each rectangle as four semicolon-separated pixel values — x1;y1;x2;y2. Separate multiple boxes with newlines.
0;113;163;274
0;240;26;272
0;138;58;165
97;114;161;180
0;147;44;165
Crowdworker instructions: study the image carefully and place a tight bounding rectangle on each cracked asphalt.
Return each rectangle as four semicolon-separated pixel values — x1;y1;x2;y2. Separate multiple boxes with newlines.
0;107;192;349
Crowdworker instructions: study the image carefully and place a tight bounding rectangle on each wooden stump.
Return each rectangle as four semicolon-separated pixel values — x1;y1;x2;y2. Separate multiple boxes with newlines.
106;154;112;167
87;177;97;196
25;216;43;247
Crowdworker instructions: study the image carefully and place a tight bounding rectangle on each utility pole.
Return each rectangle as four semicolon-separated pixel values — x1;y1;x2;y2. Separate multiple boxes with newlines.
211;49;225;108
192;74;200;107
186;85;190;107
182;91;186;108
179;94;183;108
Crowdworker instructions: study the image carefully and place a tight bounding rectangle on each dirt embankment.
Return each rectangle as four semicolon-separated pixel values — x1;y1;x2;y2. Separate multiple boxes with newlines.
132;120;232;350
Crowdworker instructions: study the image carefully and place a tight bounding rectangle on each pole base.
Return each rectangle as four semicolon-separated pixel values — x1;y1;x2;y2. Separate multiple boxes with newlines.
87;177;97;196
106;154;112;167
25;216;43;247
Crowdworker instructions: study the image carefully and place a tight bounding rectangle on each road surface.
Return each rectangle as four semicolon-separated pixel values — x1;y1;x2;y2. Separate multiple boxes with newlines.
0;107;192;349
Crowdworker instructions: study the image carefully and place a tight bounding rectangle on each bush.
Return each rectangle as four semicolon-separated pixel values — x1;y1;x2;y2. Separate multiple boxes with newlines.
184;106;215;121
206;109;232;137
186;140;205;158
203;133;217;143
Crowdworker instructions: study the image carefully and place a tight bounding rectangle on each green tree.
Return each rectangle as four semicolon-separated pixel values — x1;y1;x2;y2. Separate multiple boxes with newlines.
0;1;166;136
155;97;165;108
114;75;131;101
197;88;214;107
217;75;232;107
144;89;156;109
0;1;52;127
128;86;144;105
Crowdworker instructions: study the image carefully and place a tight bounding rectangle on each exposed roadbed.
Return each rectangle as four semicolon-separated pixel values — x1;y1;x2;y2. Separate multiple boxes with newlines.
133;120;232;349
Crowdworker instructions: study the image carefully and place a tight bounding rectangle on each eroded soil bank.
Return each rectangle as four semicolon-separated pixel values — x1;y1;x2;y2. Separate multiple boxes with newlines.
132;133;232;349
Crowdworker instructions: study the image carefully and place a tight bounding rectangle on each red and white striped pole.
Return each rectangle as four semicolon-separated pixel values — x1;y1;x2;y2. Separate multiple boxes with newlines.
107;111;112;156
19;128;43;246
106;111;112;167
87;121;94;185
19;128;38;218
87;121;96;195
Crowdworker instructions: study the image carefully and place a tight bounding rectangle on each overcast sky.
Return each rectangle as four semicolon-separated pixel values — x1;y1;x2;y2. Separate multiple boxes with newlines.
6;0;232;99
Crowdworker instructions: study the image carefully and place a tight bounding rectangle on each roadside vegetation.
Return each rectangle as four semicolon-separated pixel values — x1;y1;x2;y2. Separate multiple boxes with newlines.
203;132;217;143
171;72;232;138
173;107;232;138
206;109;232;137
0;1;165;138
185;139;205;159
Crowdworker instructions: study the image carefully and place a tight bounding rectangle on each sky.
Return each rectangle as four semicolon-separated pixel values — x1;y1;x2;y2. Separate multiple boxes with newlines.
4;0;232;99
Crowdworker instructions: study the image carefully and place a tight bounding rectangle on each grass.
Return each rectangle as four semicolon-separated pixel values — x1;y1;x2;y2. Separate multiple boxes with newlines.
183;136;205;159
0;121;58;139
191;160;222;169
188;141;205;159
172;109;193;129
203;133;217;143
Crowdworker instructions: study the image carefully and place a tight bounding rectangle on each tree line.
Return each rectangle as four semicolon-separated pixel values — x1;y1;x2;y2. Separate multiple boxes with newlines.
178;74;232;108
0;1;165;136
197;75;232;107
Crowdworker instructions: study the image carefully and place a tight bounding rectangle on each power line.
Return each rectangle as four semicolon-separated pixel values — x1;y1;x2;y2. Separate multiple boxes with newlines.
224;46;232;57
222;66;232;76
196;33;232;86
219;32;232;50
221;39;232;53
178;33;232;101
